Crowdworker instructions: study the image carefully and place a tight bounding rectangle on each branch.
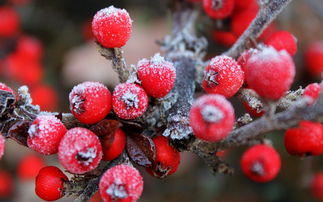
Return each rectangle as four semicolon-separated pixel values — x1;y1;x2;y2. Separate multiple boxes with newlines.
225;0;293;58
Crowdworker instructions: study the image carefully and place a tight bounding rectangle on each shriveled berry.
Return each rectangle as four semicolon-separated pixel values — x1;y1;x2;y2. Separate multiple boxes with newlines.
311;172;323;200
265;31;297;56
137;53;176;98
112;83;148;120
245;46;295;100
102;128;126;161
146;136;180;178
99;164;143;202
189;94;235;142
92;6;132;48
241;144;281;183
69;81;112;124
203;0;234;19
0;6;20;37
304;41;323;77
16;35;43;61
17;154;45;181
303;83;321;105
202;55;244;98
30;84;58;111
0;135;4;160
212;30;237;47
35;166;68;201
58;127;103;174
0;170;13;198
284;121;323;156
27;115;67;155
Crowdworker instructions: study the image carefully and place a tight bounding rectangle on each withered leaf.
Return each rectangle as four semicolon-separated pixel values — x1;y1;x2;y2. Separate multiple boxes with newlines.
90;119;121;148
8;120;31;147
126;133;156;168
0;90;16;117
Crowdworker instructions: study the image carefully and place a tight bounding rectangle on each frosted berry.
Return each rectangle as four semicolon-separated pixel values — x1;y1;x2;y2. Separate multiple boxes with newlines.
0;170;13;198
0;6;20;37
212;31;237;47
303;83;321;105
237;49;258;72
17;154;45;181
69;81;112;124
241;88;265;117
30;84;58;111
284;121;323;156
146;136;180;178
102;129;126;161
245;46;295;100
112;83;148;119
311;172;323;200
137;53;176;98
202;55;244;98
35;166;68;201
0;82;15;95
99;164;143;202
27;115;67;155
16;35;43;61
241;144;281;183
92;6;132;48
189;94;235;142
203;0;234;19
304;41;323;77
58;127;103;174
265;31;297;56
0;135;4;160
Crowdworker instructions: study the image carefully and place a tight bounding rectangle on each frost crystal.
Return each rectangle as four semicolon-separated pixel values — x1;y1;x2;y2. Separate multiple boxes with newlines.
107;183;128;199
201;105;224;123
251;161;264;176
77;147;97;166
121;91;139;109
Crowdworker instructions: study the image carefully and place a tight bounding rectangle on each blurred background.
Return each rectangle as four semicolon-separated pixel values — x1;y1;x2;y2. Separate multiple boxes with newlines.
0;0;322;201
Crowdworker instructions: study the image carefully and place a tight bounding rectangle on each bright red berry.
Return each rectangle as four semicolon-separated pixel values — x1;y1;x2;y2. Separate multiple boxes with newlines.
231;8;258;37
0;170;13;198
212;30;237;47
189;94;235;142
112;83;148;120
265;31;297;56
58;127;103;174
137;53;176;98
284;121;323;156
0;6;20;37
92;6;132;48
146;136;180;178
203;0;235;19
27;115;67;155
17;154;46;181
0;82;15;95
69;81;112;124
311;172;323;200
202;55;244;98
16;35;43;61
304;41;323;77
245;46;295;100
234;0;258;11
30;84;58;111
237;49;258;72
102;128;126;161
99;164;143;202
0;135;4;160
241;144;281;183
35;166;68;201
303;83;321;105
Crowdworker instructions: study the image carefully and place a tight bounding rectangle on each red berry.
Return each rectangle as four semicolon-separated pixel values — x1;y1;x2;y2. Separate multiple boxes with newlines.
137;53;176;98
89;191;102;202
30;84;58;111
231;8;258;37
58;127;103;174
303;83;321;105
241;88;265;117
242;100;265;117
265;31;297;56
27;115;67;155
16;35;43;61
0;170;13;198
92;6;132;48
202;55;244;98
245;46;295;100
234;0;258;11
0;6;20;37
237;49;258;72
304;41;323;77
189;94;235;142
284;121;323;156
146;136;180;178
112;83;148;120
203;0;234;19
240;144;281;183
311;172;323;200
69;81;112;124
99;164;143;202
35;166;68;201
212;30;237;47
0;135;4;159
0;82;15;95
17;154;46;181
102;128;126;161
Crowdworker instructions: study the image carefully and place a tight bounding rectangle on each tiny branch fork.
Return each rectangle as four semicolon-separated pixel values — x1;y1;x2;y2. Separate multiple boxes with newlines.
224;0;293;58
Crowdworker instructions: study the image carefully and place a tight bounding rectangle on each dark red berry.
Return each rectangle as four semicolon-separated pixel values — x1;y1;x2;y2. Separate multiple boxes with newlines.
203;0;235;19
0;6;20;37
0;170;13;198
58;127;103;174
189;94;235;142
212;30;237;47
304;41;323;77
99;164;143;202
102;128;126;161
311;172;323;200
241;144;281;183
